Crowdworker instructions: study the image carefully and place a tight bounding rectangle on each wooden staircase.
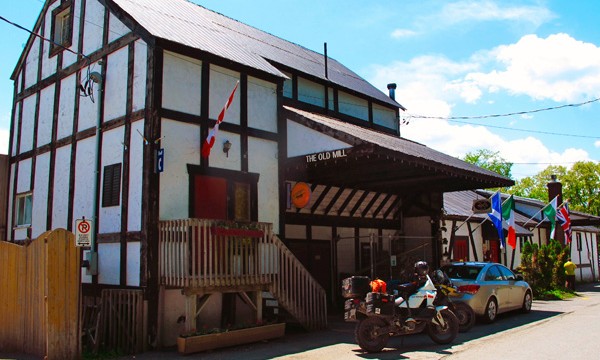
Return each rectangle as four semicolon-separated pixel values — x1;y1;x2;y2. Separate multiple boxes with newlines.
158;219;327;331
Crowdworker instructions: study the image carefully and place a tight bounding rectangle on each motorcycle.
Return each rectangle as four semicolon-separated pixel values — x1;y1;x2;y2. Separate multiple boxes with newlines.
431;269;476;333
343;274;459;353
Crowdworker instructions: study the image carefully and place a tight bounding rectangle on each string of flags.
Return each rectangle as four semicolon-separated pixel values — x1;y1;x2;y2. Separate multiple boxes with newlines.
487;192;572;249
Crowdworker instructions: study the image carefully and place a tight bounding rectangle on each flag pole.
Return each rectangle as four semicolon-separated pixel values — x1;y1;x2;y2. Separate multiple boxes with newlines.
522;195;559;226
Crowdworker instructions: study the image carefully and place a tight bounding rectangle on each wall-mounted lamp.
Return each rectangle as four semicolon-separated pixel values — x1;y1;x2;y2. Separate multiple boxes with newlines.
223;140;232;157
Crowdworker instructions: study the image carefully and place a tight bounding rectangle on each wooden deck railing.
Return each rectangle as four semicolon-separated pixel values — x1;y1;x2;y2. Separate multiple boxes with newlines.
158;219;327;329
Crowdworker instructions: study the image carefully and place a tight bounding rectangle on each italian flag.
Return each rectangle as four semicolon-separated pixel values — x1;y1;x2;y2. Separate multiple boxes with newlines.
543;197;558;240
502;195;516;249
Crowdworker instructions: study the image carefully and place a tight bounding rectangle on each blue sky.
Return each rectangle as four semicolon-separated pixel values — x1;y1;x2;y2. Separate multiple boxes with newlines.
1;0;599;179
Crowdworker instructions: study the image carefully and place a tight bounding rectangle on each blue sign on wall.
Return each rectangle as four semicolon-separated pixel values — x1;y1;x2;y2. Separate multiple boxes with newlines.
156;148;164;173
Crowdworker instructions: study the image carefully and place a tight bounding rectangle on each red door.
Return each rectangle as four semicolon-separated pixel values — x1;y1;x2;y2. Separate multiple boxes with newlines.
489;239;500;263
453;238;468;261
194;175;227;219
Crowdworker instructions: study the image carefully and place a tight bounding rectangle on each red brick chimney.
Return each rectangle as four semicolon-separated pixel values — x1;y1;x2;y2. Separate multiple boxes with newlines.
547;174;564;244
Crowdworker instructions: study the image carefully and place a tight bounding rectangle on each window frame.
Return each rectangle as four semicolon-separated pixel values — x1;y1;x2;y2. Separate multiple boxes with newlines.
102;163;122;208
49;1;74;57
15;192;33;228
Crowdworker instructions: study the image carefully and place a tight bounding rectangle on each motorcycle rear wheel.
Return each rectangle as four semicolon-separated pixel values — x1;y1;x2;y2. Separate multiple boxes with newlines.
427;308;459;344
354;316;390;353
454;302;476;332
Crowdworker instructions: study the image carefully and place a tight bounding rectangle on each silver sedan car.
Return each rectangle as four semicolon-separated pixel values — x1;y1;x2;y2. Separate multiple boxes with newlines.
441;262;533;323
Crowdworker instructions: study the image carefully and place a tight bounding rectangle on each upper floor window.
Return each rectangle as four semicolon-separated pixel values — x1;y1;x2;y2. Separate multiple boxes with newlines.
102;163;122;207
15;192;33;227
50;1;73;56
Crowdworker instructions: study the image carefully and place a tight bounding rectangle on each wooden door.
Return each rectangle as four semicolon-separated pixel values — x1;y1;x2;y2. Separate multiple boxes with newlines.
193;175;227;220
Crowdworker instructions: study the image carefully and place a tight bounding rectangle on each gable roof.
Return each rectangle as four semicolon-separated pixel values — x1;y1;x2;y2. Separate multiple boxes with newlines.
110;0;402;108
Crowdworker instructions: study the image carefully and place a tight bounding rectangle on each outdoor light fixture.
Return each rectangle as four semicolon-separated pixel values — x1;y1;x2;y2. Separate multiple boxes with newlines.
223;140;232;157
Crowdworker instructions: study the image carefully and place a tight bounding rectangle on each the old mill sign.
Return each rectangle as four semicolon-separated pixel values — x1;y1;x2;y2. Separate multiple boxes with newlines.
305;148;348;163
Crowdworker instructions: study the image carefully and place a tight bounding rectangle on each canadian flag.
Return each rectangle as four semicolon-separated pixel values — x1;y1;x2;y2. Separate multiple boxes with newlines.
201;81;239;158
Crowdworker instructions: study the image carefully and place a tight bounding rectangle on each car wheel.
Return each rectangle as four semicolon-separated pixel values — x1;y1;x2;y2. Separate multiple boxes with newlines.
521;290;532;313
483;297;498;323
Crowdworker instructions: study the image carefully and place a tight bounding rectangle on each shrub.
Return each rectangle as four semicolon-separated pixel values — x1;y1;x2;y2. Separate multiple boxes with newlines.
517;239;569;297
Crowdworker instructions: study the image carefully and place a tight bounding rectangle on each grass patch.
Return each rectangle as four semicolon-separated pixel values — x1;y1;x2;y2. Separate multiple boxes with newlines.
535;289;577;300
82;349;125;360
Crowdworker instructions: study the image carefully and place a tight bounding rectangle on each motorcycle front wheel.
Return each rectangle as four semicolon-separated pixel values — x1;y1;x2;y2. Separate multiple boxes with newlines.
354;316;390;353
454;302;476;332
427;308;459;344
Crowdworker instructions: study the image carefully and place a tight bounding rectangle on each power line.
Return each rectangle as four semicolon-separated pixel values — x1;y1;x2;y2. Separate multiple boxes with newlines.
407;97;600;120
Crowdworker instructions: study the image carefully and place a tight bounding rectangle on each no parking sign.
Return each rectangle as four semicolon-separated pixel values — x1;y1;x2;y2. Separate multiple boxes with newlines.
75;218;93;247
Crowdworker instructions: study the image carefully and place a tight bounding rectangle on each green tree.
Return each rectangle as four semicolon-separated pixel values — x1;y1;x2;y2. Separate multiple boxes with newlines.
509;161;600;216
462;149;513;178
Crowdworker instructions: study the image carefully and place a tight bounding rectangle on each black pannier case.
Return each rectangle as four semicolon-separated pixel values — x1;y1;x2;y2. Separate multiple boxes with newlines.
366;292;394;316
341;276;371;299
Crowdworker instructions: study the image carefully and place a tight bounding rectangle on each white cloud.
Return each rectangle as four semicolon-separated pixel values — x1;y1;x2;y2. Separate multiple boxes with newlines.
0;128;9;155
438;0;555;27
595;140;600;148
367;34;599;180
464;33;600;102
390;29;417;39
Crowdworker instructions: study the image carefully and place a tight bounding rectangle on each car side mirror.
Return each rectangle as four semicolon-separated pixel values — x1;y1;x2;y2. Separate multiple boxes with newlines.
515;274;524;281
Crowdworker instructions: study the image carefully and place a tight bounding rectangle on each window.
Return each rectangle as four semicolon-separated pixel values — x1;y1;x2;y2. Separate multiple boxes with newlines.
102;163;122;207
484;266;503;281
15;192;33;227
50;2;73;56
498;265;516;281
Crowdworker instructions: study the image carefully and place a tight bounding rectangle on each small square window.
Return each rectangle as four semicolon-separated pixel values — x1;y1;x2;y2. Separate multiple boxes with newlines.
50;2;73;56
15;192;33;227
102;163;122;207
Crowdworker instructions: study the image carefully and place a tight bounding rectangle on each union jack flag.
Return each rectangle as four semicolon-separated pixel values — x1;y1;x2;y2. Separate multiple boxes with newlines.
556;202;572;244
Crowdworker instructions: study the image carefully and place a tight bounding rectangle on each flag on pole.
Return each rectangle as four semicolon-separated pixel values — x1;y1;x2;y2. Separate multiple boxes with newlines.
502;195;516;249
542;197;557;240
488;191;504;248
201;81;240;158
556;202;572;244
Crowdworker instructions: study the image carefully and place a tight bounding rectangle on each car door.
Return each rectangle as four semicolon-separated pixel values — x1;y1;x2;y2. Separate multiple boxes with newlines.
483;265;511;311
497;265;521;309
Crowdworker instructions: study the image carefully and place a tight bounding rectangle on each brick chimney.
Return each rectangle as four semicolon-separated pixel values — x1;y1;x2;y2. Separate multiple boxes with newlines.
547;174;564;244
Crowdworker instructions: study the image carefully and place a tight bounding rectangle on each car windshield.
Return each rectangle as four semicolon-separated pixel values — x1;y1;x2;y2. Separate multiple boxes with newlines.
442;265;483;280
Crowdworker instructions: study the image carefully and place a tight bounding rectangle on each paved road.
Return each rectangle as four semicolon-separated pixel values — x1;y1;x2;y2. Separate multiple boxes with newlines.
2;283;599;359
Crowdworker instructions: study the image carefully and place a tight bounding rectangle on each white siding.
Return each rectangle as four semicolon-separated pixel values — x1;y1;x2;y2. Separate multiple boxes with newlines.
159;119;200;220
32;152;50;238
127;242;141;286
162;52;201;115
83;0;105;55
132;40;147;112
104;47;129;122
11;103;20;156
209;65;239;124
37;85;56;147
57;74;76;140
209;131;241;171
108;12;131;43
73;138;96;222
78;61;103;131
127;120;144;232
339;91;369;121
248;77;277;133
41;7;57;80
51;146;71;229
16;158;32;193
98;243;120;285
7;164;15;239
248;138;279;229
286;119;351;157
99;127;125;233
24;37;40;89
19;95;36;153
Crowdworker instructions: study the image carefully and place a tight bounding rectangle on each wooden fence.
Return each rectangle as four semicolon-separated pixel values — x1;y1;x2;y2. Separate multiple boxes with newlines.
0;229;81;359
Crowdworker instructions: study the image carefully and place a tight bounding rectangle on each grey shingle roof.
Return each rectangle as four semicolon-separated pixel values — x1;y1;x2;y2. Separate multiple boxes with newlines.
111;0;402;108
